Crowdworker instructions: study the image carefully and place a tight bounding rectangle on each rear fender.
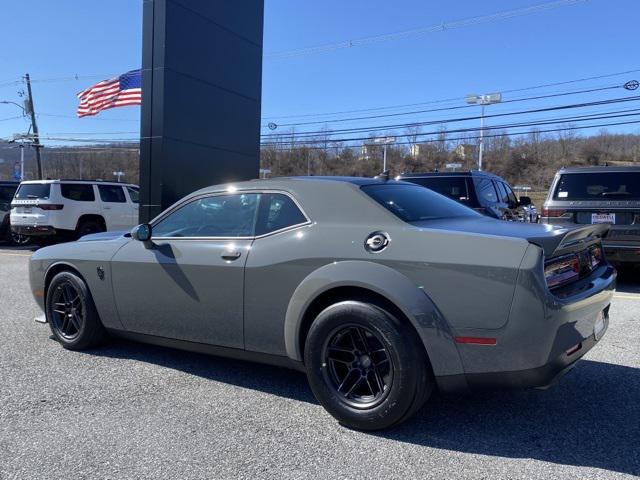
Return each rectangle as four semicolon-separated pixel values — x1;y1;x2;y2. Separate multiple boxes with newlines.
284;260;465;379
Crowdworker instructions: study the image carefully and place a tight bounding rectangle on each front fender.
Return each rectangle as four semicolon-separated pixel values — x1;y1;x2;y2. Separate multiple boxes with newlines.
284;260;465;379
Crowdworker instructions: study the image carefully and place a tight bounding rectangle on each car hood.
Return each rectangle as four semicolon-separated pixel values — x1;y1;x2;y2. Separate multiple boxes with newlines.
77;230;129;242
412;217;609;257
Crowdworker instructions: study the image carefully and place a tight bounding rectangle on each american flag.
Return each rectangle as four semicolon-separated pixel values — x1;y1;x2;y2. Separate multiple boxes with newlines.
77;69;142;117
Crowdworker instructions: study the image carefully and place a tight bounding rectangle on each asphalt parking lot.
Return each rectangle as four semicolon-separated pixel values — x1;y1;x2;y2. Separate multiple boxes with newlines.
0;244;638;480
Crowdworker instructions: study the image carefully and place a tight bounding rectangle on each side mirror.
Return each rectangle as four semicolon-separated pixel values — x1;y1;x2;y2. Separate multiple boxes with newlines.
519;196;532;207
131;223;152;242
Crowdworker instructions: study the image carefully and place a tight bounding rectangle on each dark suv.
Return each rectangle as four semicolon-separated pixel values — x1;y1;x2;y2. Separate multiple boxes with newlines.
397;171;536;222
0;180;29;245
541;166;640;265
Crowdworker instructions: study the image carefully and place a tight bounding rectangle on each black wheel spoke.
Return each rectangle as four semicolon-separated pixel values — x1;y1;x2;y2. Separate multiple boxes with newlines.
371;368;385;394
355;327;372;352
70;312;82;331
337;369;360;394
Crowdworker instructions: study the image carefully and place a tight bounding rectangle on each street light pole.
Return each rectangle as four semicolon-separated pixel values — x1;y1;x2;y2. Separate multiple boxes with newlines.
373;136;396;172
466;92;502;171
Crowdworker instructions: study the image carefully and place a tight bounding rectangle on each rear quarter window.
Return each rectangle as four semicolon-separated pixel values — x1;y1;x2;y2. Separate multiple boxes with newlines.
361;184;479;222
61;184;96;202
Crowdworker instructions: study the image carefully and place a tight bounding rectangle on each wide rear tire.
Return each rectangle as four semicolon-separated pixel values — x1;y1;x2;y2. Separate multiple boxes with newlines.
304;301;433;430
46;271;107;350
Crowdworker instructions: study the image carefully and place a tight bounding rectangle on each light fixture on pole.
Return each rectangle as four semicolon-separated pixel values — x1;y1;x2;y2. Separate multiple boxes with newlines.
465;92;501;171
113;171;125;182
373;136;396;171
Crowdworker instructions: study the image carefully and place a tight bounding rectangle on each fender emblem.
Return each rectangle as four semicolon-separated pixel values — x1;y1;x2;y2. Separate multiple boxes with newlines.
96;266;105;280
364;231;390;253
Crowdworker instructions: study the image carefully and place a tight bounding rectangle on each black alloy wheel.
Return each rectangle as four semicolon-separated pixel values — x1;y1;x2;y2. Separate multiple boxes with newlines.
46;271;107;350
304;300;433;430
49;281;85;341
322;325;393;409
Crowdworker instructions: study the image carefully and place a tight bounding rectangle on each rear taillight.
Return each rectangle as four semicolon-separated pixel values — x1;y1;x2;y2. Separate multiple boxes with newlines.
590;245;603;269
542;208;567;218
545;254;580;289
38;204;64;211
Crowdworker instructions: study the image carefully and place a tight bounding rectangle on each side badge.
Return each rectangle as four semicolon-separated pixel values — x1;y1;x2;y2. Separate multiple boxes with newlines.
97;266;105;280
364;231;390;253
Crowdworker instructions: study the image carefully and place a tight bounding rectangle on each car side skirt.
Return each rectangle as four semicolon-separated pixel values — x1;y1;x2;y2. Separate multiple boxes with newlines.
106;329;306;372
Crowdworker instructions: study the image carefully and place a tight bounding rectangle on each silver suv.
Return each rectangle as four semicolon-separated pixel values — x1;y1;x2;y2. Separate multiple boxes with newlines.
541;166;640;265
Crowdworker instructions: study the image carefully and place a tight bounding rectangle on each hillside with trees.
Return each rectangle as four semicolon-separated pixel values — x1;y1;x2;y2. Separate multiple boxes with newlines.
1;128;639;190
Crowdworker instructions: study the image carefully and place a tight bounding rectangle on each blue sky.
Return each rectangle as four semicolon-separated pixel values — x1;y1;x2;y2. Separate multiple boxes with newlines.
1;0;639;146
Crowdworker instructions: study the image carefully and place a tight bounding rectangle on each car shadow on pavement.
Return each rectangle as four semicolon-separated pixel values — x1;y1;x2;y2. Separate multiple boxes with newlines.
91;338;317;403
615;266;640;294
379;359;640;476
90;339;639;475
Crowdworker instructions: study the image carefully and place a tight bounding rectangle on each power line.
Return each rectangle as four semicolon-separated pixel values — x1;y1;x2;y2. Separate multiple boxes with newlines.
263;84;629;129
265;0;589;60
260;107;640;146
262;95;640;139
260;119;640;150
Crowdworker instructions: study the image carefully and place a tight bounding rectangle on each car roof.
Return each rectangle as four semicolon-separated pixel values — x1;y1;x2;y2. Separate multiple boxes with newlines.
397;170;506;181
190;176;415;196
556;166;640;174
19;179;138;187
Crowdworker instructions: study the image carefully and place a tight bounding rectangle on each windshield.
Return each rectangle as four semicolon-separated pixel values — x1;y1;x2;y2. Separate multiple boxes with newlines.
14;183;51;200
361;184;480;222
553;172;640;201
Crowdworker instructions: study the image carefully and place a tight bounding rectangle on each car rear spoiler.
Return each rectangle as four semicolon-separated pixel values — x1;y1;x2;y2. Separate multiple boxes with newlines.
529;224;609;258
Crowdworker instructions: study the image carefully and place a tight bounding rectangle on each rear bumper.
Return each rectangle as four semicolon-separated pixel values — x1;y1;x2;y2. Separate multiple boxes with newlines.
464;310;608;390
11;225;57;237
437;248;616;394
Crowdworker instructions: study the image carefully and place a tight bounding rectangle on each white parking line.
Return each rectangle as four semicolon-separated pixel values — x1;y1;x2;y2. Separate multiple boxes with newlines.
613;294;640;300
0;252;32;257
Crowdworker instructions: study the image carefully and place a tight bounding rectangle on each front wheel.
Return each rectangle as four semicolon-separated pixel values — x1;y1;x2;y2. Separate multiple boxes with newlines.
304;301;433;430
46;271;107;350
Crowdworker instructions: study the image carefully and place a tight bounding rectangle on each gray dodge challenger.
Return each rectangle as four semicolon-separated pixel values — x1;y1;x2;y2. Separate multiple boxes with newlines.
29;177;615;430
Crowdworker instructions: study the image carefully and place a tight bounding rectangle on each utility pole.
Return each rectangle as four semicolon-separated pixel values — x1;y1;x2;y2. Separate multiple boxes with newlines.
24;73;43;179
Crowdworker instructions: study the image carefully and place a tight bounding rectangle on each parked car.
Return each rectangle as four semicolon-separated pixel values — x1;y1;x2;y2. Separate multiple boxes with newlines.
0;180;30;245
397;171;537;222
30;177;614;430
541;166;640;265
11;179;139;241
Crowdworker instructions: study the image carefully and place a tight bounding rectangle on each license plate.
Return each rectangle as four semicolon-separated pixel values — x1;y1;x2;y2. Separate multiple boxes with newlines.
22;207;32;214
594;311;607;341
592;213;615;224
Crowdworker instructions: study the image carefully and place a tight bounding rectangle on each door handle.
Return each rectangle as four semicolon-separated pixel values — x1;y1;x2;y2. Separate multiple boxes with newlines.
221;251;242;261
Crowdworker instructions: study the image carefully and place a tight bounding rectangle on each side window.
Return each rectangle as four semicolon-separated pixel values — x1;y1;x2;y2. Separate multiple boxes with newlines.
473;178;498;205
503;183;518;206
494;181;509;204
60;184;95;202
126;186;139;204
255;193;307;236
98;185;126;203
153;193;259;238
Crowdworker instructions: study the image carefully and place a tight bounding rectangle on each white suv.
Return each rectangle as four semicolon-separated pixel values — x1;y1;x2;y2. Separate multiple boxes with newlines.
10;180;139;240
